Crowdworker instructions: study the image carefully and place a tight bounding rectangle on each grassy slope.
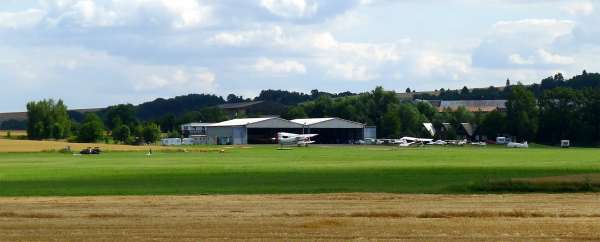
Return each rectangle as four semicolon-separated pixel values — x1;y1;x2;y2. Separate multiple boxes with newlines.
0;145;599;196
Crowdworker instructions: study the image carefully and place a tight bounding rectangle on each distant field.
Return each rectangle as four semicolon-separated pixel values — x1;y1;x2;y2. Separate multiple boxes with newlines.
0;145;599;196
0;138;207;153
0;130;26;137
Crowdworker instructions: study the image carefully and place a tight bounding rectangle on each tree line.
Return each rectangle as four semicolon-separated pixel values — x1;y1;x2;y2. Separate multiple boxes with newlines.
26;100;161;144
413;70;600;101
21;70;600;146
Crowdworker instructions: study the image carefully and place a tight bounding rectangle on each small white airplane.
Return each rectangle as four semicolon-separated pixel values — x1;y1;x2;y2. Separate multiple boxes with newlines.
427;140;448;145
507;141;528;148
273;132;318;147
397;137;434;147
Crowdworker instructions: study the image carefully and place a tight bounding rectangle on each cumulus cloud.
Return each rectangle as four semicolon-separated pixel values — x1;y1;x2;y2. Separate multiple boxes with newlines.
0;9;46;29
260;0;318;18
207;26;286;47
254;58;307;74
562;1;594;16
473;19;576;69
3;0;600;111
131;67;216;92
31;0;214;29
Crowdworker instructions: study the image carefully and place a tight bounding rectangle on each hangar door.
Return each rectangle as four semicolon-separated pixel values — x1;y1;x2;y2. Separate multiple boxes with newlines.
232;127;246;145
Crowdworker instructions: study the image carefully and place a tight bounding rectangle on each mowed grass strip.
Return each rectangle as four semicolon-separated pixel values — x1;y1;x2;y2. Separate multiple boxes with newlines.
0;145;599;196
0;138;223;153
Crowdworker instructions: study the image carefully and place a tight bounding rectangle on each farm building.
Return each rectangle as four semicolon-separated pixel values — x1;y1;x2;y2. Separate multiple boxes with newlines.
182;117;375;145
418;100;507;112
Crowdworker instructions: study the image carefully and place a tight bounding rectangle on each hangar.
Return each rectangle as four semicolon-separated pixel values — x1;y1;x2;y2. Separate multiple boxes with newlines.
292;118;375;144
187;117;375;145
206;117;303;145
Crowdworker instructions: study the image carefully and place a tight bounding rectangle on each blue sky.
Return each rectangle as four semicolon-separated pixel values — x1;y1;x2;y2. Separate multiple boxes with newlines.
1;0;599;111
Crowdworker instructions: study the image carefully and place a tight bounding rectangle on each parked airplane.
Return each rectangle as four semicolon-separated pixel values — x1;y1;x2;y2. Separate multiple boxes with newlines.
398;137;434;147
507;141;528;148
273;132;318;147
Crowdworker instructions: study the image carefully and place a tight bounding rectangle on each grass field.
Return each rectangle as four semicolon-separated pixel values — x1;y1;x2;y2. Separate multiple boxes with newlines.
1;145;600;196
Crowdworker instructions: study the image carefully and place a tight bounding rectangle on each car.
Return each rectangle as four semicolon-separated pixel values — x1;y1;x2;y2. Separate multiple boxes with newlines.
80;147;101;155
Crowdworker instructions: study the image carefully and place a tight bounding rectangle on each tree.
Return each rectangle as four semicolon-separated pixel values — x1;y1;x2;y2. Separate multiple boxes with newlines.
506;85;538;141
26;99;71;140
282;106;307;119
398;103;421;136
198;107;229;123
103;104;138;130
538;88;583;144
381;104;401;138
226;94;245;103
111;124;131;144
480;110;506;139
582;89;600;144
405;88;411;93
77;113;105;143
451;106;475;125
416;102;437;122
142;123;161;144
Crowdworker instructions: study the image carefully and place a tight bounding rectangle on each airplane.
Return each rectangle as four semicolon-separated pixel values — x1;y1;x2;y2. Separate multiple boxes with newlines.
397;137;434;147
507;141;528;148
273;132;318;147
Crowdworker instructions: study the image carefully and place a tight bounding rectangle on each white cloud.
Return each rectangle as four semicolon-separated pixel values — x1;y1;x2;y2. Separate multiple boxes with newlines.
537;49;575;65
474;19;577;69
131;67;216;92
414;52;471;81
0;9;46;29
208;26;285;47
491;19;575;43
509;54;535;65
260;0;318;18
329;63;376;81
36;0;214;29
562;1;594;16
254;58;307;74
311;32;407;62
161;0;213;29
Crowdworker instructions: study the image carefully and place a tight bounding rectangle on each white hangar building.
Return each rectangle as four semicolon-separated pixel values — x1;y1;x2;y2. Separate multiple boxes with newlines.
292;118;375;144
185;117;376;145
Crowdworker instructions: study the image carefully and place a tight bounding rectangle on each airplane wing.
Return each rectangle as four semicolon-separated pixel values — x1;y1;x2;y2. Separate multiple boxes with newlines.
297;134;318;139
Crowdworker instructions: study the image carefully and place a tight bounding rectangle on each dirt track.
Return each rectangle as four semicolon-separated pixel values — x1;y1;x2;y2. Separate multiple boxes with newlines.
1;193;600;241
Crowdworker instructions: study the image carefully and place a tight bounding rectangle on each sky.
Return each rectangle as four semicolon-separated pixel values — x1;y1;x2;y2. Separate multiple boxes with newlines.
1;0;599;112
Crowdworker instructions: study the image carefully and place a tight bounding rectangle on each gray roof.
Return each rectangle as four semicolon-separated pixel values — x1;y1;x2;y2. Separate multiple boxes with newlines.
217;101;264;109
291;117;365;128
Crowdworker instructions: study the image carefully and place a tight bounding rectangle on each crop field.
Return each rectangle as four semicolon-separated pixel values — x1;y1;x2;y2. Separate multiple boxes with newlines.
1;193;600;241
0;144;600;196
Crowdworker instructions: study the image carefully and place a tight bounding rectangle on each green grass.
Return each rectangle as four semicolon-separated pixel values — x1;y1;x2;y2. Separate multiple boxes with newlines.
0;145;599;196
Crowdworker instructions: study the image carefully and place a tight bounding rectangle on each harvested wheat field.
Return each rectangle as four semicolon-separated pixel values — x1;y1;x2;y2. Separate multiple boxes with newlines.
1;193;600;241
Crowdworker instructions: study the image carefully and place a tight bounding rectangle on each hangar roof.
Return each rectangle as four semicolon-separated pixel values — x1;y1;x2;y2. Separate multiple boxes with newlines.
291;117;365;129
291;118;334;125
208;117;304;128
208;118;272;126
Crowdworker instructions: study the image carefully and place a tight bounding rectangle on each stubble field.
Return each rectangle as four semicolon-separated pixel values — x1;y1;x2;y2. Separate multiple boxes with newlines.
2;193;600;241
